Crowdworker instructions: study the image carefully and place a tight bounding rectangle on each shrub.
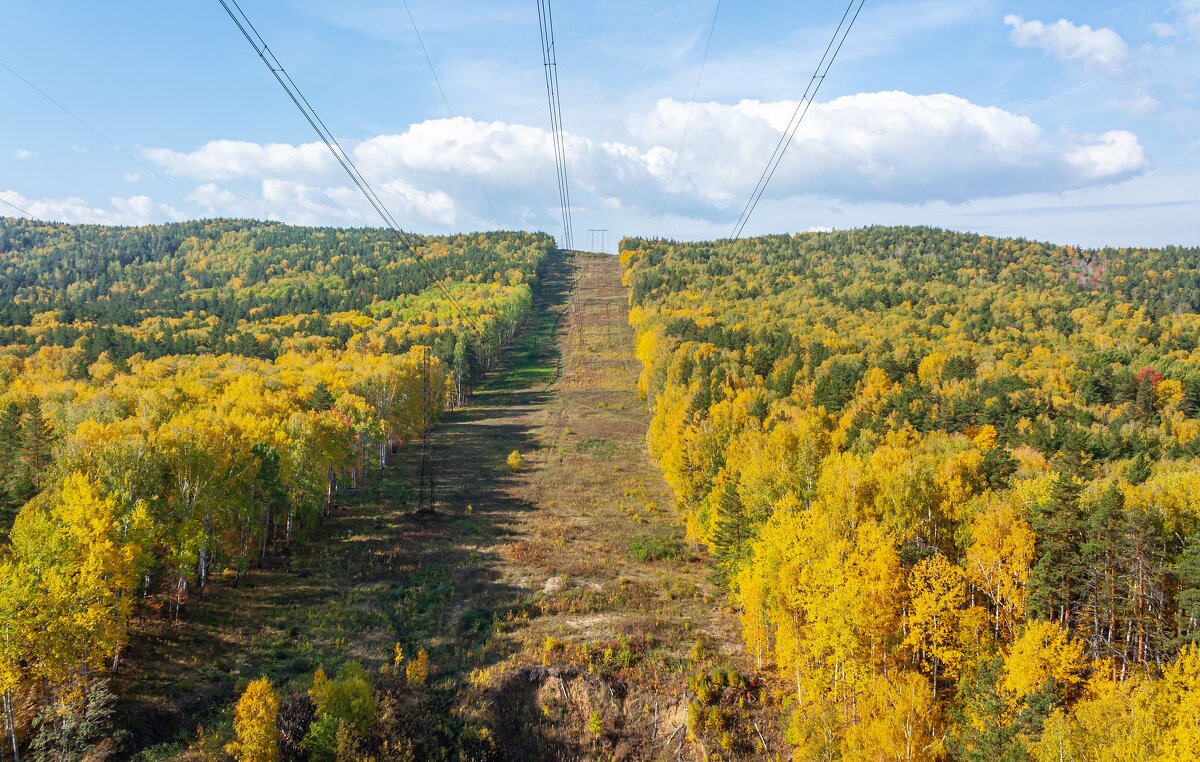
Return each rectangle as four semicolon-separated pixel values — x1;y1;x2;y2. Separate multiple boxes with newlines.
307;663;376;737
406;648;430;687
587;710;604;736
506;450;524;472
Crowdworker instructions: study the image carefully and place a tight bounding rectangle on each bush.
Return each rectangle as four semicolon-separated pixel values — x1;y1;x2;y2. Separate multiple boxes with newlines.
506;450;524;472
278;693;315;761
587;710;604;736
406;648;429;687
306;663;376;746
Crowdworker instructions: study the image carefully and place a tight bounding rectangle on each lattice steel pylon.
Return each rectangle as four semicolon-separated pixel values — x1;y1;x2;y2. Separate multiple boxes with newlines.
416;346;436;516
587;228;609;253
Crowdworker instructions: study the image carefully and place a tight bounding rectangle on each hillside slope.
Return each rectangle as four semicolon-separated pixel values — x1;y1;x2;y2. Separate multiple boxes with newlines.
113;251;770;760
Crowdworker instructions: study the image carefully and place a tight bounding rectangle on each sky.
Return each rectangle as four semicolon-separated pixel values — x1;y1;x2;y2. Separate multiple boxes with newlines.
1;0;1198;250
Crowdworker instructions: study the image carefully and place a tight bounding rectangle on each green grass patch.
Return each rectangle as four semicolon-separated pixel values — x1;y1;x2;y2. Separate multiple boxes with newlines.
574;438;618;457
627;535;686;563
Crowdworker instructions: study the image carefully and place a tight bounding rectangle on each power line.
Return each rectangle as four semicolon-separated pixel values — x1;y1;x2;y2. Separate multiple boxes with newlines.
730;0;866;241
0;59;211;215
216;0;483;335
536;0;570;252
401;0;503;231
536;0;574;252
655;0;722;239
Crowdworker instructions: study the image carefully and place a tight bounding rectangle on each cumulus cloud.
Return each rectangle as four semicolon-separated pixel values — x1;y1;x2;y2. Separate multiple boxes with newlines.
12;149;33;160
6;91;1142;229
1063;132;1148;180
143;139;335;181
187;178;458;228
630;93;1148;206
0;190;183;225
1004;15;1131;73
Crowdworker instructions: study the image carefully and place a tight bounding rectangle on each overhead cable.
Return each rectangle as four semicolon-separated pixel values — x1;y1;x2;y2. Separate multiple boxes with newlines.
730;0;867;241
0;59;211;215
401;0;503;230
216;0;483;334
535;0;574;252
655;0;722;239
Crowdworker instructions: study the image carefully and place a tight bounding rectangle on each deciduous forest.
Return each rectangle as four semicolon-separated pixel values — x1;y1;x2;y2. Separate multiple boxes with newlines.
0;217;550;758
622;227;1200;759
5;220;1200;760
6;0;1194;757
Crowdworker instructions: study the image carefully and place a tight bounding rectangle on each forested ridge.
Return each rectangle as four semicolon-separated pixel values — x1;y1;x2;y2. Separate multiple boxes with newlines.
622;227;1200;759
0;217;546;363
0;217;550;756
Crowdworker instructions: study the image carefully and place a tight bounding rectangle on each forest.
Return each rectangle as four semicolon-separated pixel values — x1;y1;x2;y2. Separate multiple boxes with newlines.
621;227;1200;760
0;217;551;757
7;218;1200;760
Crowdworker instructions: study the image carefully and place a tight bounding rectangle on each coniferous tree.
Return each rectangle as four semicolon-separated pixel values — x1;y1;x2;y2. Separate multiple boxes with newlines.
0;402;22;513
8;397;52;505
1178;533;1200;647
1028;473;1086;628
712;480;751;580
1121;507;1167;665
309;382;335;411
1080;484;1127;660
1125;453;1152;485
945;657;1027;762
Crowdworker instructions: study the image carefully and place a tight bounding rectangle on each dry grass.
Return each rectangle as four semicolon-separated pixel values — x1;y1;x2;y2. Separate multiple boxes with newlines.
114;252;775;759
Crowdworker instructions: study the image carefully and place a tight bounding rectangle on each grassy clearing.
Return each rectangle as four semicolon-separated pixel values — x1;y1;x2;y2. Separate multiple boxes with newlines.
116;251;772;759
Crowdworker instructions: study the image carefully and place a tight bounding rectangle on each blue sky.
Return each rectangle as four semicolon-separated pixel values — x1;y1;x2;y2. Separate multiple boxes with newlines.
1;0;1198;248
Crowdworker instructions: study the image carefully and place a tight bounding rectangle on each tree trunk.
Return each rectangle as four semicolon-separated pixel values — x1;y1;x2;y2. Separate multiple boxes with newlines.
260;501;272;568
1136;552;1146;664
3;689;19;762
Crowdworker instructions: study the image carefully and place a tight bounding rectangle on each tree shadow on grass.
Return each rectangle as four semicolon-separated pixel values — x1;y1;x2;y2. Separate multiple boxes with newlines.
114;252;576;754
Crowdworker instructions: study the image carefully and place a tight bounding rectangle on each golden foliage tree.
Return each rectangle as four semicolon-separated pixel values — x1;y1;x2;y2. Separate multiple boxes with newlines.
226;677;280;762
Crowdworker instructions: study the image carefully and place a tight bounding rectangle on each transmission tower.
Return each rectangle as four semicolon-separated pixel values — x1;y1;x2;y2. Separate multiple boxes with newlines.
587;228;609;253
416;346;436;516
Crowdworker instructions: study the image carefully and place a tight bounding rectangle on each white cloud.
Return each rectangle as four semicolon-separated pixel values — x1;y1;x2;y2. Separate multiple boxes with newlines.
1063;131;1148;180
189;178;458;228
1004;15;1131;73
12;149;33;160
1174;0;1200;36
122;172;141;183
1150;22;1179;38
1107;94;1162;117
630;93;1148;207
142;139;335;181
0;190;183;225
38;91;1140;229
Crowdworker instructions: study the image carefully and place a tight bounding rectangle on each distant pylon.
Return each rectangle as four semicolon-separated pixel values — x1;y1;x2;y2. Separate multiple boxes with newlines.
417;346;435;516
586;228;609;253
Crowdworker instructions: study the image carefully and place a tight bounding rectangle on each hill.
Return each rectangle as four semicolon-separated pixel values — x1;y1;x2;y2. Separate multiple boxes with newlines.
0;218;551;755
621;226;1200;759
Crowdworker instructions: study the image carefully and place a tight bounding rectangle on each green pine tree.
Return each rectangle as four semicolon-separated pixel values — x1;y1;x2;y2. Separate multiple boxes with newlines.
712;480;751;581
1028;472;1085;627
8;397;52;505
